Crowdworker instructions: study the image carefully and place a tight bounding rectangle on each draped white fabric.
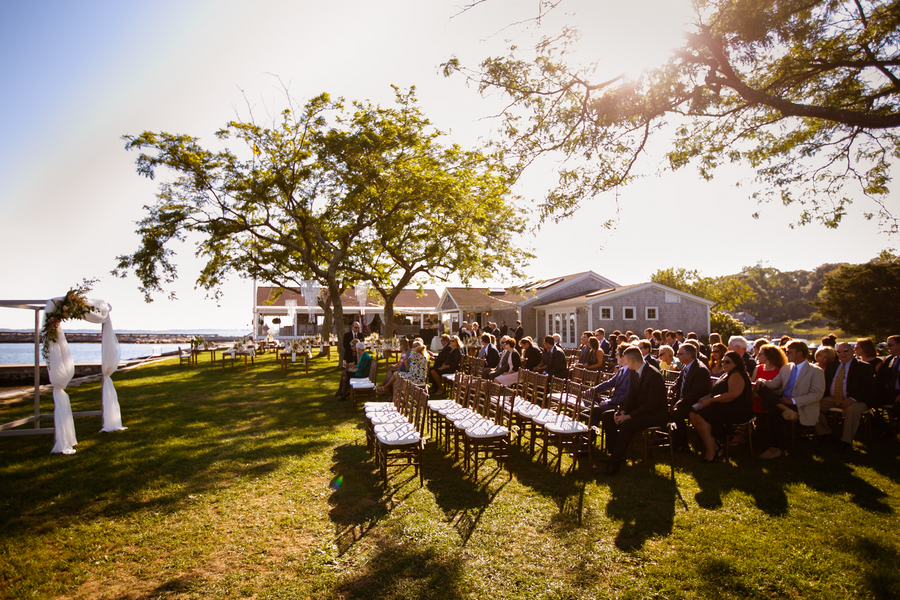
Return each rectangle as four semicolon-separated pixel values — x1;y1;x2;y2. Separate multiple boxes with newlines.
47;296;125;455
83;299;126;433
47;304;77;454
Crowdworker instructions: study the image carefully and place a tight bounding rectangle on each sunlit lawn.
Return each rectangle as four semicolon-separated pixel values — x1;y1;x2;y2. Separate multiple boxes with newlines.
1;352;898;599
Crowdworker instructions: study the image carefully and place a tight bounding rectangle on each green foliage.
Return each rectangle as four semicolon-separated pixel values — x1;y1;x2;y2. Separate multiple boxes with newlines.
710;311;746;340
736;262;843;322
115;87;530;359
813;257;900;340
650;267;755;311
446;0;900;233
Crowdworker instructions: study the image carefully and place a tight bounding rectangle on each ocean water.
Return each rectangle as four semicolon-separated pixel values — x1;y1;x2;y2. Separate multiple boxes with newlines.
0;343;187;365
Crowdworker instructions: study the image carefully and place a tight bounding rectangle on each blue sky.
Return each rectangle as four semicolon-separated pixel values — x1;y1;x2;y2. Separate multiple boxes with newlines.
0;0;892;331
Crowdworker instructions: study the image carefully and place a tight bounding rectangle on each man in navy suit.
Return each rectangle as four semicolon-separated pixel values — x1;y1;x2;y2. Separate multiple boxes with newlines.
601;347;669;476
539;335;568;380
513;320;524;343
670;343;712;450
875;334;900;408
637;340;660;369
477;333;501;373
594;328;612;355
817;342;875;452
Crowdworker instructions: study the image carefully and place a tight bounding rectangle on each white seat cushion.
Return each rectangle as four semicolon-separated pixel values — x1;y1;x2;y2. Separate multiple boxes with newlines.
373;422;416;435
533;409;565;426
466;422;510;438
427;399;456;410
376;429;422;446
351;381;376;390
454;415;488;430
368;413;407;425
544;420;589;435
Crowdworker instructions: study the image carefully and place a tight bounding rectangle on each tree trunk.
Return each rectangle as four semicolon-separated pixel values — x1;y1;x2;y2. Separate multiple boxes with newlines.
331;287;346;364
383;295;396;339
318;296;334;346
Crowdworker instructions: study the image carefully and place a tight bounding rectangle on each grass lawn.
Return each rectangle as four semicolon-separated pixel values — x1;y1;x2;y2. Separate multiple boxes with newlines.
1;352;898;599
743;321;852;342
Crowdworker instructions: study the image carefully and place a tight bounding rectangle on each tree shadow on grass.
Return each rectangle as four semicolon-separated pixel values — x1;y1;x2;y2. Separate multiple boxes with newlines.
695;557;768;600
424;446;509;544
685;442;892;516
329;443;394;556
603;464;677;551
839;534;900;599
334;535;467;600
504;443;588;527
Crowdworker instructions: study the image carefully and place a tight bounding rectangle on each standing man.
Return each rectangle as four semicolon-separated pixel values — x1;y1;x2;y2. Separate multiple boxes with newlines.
670;344;712;451
499;320;509;337
601;347;669;476
513;320;525;344
342;321;364;366
875;334;900;407
816;342;875;452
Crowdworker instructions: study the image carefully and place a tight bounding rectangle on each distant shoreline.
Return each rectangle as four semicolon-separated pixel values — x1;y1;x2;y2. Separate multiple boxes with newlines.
0;332;243;344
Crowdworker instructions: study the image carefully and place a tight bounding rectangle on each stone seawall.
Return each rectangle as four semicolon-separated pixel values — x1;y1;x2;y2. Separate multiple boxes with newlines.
0;332;242;344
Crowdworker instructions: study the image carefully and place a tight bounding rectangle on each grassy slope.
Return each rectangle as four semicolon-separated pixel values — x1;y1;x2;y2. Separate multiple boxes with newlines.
0;353;898;599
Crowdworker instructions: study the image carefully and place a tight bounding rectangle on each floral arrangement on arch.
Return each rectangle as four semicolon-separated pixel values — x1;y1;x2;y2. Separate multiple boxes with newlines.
40;280;98;360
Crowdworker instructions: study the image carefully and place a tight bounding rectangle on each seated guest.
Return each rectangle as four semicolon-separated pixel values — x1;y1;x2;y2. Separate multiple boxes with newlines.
752;338;769;360
658;345;677;372
666;331;680;352
377;341;428;394
594;328;612;354
429;336;462;395
670;343;713;451
578;331;593;364
690;350;754;462
637;340;660;369
616;334;628;347
815;345;837;372
492;337;522;386
708;343;728;376
756;341;825;458
539;335;568;380
728;335;757;373
652;330;663;349
520;337;543;371
339;342;373;400
821;334;837;348
779;335;793;347
816;342;875;452
582;337;604;371
854;338;883;373
589;344;633;444
600;347;668;476
875;335;900;409
382;338;410;385
458;321;471;342
477;333;501;374
644;328;658;349
431;334;451;368
752;344;787;384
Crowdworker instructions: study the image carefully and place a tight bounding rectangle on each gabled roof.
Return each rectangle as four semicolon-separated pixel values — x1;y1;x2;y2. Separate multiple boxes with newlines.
534;282;716;308
440;287;526;311
256;286;439;310
516;270;618;295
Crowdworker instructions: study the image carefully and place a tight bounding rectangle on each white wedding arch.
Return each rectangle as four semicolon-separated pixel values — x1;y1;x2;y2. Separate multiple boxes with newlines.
0;294;126;454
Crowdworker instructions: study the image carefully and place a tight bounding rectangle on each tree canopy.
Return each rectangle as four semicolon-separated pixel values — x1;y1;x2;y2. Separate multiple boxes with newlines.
813;253;900;340
115;87;529;359
650;267;755;311
445;0;900;234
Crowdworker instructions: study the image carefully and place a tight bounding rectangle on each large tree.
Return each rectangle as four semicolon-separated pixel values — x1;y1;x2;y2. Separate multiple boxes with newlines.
812;254;900;340
115;88;528;361
445;0;900;234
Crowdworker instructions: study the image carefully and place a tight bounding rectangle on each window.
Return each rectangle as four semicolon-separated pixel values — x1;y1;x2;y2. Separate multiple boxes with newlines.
646;307;658;320
665;291;681;303
599;306;612;320
623;307;636;320
547;310;578;346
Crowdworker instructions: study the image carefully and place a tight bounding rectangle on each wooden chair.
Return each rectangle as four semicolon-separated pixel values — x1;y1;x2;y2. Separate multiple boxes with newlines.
540;379;592;472
724;417;756;461
465;382;516;480
639;423;676;479
177;346;192;366
375;382;429;487
349;357;379;410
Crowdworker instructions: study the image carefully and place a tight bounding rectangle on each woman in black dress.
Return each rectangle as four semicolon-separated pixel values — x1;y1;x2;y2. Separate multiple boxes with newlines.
689;350;753;462
519;337;543;371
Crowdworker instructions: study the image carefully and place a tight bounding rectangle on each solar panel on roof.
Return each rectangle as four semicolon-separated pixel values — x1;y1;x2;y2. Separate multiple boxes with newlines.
535;277;564;290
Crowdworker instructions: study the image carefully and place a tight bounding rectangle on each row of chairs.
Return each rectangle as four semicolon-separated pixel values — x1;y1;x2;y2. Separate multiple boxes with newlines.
362;377;429;485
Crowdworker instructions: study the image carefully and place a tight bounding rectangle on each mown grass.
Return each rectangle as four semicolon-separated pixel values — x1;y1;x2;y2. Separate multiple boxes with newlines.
1;352;898;599
744;320;851;341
